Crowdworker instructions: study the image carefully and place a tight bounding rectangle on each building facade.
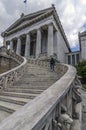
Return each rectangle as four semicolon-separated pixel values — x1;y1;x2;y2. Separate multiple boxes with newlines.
79;31;86;61
66;51;81;65
1;5;85;65
1;5;71;63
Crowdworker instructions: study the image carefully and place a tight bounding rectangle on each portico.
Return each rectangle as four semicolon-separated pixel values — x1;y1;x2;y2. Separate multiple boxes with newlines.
5;24;57;58
66;51;81;65
1;5;71;63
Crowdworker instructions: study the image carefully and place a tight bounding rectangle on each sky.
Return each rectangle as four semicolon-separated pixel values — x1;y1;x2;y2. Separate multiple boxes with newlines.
0;0;86;51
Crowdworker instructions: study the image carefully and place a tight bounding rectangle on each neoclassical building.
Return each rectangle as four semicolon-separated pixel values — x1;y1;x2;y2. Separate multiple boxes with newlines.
1;5;84;64
79;31;86;61
66;31;86;65
1;5;71;63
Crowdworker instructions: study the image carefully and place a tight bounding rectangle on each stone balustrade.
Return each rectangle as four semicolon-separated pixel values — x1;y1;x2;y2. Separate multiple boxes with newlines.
0;59;82;130
0;47;27;90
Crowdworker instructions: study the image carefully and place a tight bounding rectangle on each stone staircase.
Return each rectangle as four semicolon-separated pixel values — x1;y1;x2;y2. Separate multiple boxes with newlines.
0;62;58;122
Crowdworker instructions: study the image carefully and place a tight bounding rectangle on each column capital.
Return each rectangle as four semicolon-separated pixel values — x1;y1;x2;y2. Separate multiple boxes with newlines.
10;39;13;42
27;32;30;35
48;22;53;26
25;32;30;35
36;28;42;32
17;36;21;39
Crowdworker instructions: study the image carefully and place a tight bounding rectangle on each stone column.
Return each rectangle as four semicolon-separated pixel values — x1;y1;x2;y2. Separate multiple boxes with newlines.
47;23;54;57
75;54;77;65
16;37;21;55
25;33;30;57
71;55;72;65
3;37;6;47
54;30;58;58
36;28;41;58
10;40;13;50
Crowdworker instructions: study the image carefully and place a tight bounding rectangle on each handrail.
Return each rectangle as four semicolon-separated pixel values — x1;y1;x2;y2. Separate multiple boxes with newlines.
0;64;79;130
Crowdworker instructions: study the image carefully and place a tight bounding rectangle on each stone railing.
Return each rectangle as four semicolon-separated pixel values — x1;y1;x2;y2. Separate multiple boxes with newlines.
0;47;27;89
0;47;24;64
0;61;82;130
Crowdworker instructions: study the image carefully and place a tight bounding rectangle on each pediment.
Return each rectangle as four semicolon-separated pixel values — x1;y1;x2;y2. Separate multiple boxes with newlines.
80;31;86;36
1;5;71;53
3;7;54;34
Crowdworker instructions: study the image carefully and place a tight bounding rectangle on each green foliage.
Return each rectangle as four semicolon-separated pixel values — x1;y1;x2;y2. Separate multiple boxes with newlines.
83;84;86;89
75;60;86;79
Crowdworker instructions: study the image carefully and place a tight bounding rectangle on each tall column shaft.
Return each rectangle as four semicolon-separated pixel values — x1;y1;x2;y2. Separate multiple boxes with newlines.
47;23;54;57
10;40;13;50
75;54;77;65
36;28;41;58
25;33;30;57
3;37;6;47
16;37;21;55
71;55;72;65
54;30;58;58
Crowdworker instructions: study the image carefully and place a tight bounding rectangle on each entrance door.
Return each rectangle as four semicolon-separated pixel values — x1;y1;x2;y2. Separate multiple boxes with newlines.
21;44;25;56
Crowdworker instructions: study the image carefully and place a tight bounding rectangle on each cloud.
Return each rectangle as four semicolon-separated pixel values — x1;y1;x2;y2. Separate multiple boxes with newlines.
0;0;86;51
56;0;86;48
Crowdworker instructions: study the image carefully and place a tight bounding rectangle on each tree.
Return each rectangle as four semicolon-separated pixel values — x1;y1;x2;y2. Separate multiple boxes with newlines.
75;60;86;83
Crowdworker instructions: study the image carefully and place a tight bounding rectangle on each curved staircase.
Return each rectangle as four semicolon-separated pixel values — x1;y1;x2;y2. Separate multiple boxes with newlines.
0;62;58;122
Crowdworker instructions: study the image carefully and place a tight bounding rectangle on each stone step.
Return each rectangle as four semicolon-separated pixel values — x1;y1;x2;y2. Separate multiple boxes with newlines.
0;110;10;123
23;74;57;78
15;81;54;88
24;70;51;75
26;65;47;69
25;70;57;76
26;65;46;68
1;92;38;99
7;85;49;90
27;66;46;70
14;80;55;87
0;100;22;113
19;77;56;82
0;96;30;105
0;62;59;123
27;65;40;67
24;81;55;86
5;88;43;94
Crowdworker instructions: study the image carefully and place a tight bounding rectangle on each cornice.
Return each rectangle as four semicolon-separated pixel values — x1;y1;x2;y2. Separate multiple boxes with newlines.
78;31;86;52
53;10;71;52
2;10;53;37
1;5;71;52
1;7;54;37
79;31;86;37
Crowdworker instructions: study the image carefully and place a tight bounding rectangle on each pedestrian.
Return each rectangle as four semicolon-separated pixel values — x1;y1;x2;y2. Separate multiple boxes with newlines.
50;57;55;71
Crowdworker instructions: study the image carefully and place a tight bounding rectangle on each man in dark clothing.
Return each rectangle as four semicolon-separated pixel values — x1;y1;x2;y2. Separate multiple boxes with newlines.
50;57;55;71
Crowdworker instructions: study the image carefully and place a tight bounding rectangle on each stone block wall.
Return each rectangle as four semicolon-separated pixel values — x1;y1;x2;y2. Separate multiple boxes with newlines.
0;56;19;73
